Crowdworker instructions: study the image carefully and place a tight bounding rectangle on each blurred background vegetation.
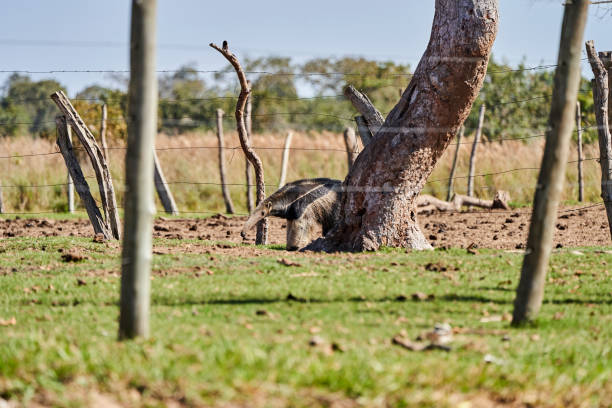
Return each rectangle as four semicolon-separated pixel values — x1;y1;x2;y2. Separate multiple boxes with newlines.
0;56;603;213
0;55;599;145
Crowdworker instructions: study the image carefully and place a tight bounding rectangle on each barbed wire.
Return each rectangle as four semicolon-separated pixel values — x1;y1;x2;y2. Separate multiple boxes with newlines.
0;123;601;161
0;155;602;190
0;58;590;77
0;201;605;218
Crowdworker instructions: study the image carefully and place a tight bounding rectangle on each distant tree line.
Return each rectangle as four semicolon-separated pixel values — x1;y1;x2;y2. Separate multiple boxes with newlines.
0;56;598;144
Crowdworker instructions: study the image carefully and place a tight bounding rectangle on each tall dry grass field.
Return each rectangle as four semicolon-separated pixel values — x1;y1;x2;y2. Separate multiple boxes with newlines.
0;130;603;214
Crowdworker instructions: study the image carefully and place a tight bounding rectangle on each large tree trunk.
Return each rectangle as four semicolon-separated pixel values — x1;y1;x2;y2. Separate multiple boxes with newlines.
309;0;498;252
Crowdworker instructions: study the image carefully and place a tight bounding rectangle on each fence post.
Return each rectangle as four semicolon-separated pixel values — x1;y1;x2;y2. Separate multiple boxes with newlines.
56;115;112;239
51;91;121;239
512;0;589;325
153;149;179;215
467;104;485;198
343;127;358;170
576;101;584;202
100;103;110;161
66;121;75;213
119;0;158;340
447;126;464;201
245;88;254;213
278;131;293;188
216;109;235;213
585;44;612;238
0;184;4;214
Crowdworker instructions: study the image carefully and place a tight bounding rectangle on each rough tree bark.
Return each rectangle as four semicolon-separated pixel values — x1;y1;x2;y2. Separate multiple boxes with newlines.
210;41;268;244
585;42;612;238
309;0;499;252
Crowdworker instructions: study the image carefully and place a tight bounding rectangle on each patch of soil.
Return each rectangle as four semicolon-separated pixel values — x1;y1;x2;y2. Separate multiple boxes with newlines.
1;206;609;251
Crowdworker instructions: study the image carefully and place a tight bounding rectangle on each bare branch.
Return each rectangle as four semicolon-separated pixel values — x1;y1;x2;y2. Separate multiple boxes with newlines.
210;41;268;244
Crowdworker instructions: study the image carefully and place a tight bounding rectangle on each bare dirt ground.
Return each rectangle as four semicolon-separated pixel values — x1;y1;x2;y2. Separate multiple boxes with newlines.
1;205;609;250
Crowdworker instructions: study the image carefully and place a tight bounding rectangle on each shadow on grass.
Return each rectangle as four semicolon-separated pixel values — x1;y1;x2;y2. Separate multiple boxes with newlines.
146;293;612;307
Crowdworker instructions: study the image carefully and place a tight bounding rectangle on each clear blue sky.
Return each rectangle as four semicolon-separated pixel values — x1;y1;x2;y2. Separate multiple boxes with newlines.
0;0;610;95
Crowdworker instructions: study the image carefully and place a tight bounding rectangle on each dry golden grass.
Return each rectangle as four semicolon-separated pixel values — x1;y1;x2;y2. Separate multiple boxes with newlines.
0;130;604;214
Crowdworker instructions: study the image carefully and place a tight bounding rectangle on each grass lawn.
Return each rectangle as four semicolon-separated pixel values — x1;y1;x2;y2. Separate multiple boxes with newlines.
0;235;611;407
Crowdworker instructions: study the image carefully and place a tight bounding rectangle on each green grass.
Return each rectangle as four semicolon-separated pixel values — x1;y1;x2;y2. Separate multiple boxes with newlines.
0;236;611;407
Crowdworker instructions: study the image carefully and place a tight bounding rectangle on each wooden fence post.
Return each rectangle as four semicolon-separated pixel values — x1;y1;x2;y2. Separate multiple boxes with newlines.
245;88;254;213
467;104;485;198
216;109;235;213
56;115;112;239
512;0;589;325
153;149;179;215
576;101;584;202
119;0;158;340
51;91;121;239
585;43;612;238
100;103;110;161
278;131;293;188
343;127;358;170
447;126;464;202
66;121;75;213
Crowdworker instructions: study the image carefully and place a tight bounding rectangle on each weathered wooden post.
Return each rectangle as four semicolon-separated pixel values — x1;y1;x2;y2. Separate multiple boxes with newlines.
66;122;75;213
216;108;235;214
576;101;584;202
119;0;158;340
56;115;112;238
512;0;589;325
51;91;121;239
245;88;254;213
153;150;179;215
447;126;464;201
343;127;358;170
100;103;110;161
278;131;293;188
585;42;612;238
467;104;485;198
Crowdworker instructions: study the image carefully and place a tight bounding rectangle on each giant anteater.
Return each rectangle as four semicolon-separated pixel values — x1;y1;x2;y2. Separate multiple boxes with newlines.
241;178;342;250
